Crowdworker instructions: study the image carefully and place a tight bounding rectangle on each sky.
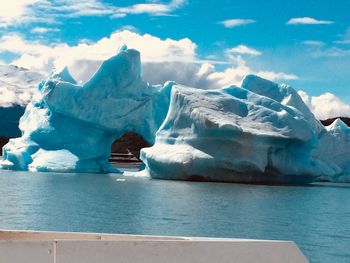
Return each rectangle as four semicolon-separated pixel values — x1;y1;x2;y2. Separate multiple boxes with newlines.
0;0;350;119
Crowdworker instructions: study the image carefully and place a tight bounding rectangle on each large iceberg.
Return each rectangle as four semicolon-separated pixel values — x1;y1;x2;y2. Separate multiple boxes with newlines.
1;47;350;183
140;76;345;184
0;47;172;173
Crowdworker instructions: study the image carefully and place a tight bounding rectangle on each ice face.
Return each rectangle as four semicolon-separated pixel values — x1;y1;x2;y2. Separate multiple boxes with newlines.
140;78;341;184
0;48;172;173
242;75;325;135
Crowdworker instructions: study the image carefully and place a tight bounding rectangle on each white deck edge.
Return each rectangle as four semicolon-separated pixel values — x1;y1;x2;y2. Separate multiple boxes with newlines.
0;229;309;263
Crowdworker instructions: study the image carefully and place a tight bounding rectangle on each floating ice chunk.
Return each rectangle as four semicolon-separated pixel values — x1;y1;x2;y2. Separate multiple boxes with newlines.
2;47;350;183
29;149;79;172
0;47;172;173
141;79;339;184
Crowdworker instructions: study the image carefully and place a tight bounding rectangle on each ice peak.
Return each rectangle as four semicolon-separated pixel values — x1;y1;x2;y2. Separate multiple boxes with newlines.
241;74;284;101
51;66;77;84
327;118;350;132
119;44;128;53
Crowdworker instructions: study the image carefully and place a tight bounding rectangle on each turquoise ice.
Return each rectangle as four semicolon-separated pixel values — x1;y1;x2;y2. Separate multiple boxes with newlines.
141;76;340;183
0;48;172;173
1;47;350;183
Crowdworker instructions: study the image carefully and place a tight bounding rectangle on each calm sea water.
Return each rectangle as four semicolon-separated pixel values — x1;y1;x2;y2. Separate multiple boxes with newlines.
0;170;349;263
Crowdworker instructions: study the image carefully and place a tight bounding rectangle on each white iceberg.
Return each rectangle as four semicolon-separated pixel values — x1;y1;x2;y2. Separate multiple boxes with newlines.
141;76;342;184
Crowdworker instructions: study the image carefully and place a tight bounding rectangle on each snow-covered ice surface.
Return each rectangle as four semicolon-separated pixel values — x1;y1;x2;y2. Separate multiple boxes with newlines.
141;76;347;183
1;48;350;183
313;119;350;182
0;48;171;173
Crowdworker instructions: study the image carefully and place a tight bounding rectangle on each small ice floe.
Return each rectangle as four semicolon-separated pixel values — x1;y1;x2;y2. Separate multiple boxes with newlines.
116;178;126;182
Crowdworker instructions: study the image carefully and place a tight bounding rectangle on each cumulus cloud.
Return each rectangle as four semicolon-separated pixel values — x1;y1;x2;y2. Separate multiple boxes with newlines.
287;17;334;25
219;19;255;28
0;29;299;108
298;90;350;119
0;30;197;81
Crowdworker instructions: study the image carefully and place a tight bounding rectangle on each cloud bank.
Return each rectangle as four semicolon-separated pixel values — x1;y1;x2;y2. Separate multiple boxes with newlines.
0;30;296;90
298;91;350;120
0;28;348;119
0;0;187;27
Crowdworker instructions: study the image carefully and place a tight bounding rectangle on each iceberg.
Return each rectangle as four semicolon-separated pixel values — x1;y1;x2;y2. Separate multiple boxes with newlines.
0;47;172;173
1;47;350;183
140;76;342;184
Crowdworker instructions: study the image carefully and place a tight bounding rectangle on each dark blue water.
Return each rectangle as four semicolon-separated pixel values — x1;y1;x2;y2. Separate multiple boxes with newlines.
0;170;349;263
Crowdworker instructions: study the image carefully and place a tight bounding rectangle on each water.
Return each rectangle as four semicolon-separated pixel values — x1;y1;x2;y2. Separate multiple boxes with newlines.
0;170;349;263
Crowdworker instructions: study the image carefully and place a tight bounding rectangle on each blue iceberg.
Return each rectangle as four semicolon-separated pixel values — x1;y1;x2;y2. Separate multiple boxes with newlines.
1;47;350;183
0;48;172;173
140;76;342;184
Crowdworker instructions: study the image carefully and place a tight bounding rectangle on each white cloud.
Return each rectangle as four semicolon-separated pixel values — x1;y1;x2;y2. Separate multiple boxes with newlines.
287;17;334;25
0;30;298;93
0;0;40;27
0;0;186;27
226;45;261;56
206;63;251;87
219;19;255;28
0;30;197;81
30;27;60;34
257;71;298;81
298;91;350;119
113;0;186;17
196;56;297;88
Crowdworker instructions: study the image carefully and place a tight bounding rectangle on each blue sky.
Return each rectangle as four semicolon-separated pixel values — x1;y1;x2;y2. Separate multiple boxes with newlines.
0;0;350;118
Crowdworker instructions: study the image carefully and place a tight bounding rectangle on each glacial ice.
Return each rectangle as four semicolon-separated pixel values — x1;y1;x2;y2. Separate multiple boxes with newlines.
0;48;172;173
313;118;350;182
1;47;350;183
141;76;349;183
